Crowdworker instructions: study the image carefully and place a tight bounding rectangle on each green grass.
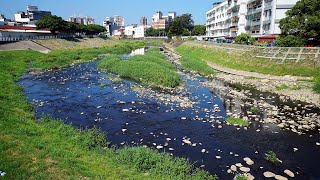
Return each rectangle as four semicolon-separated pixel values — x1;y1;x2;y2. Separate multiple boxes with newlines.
176;42;320;77
235;174;248;180
249;106;261;115
226;117;249;126
0;43;216;179
97;48;181;88
312;77;320;94
179;56;216;76
275;84;302;91
265;151;281;164
275;84;290;91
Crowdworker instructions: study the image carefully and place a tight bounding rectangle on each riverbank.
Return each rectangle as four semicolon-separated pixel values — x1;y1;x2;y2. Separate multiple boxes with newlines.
0;42;215;179
174;41;320;106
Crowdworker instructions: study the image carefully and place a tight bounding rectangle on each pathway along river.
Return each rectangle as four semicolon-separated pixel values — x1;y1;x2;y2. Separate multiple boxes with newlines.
18;48;320;179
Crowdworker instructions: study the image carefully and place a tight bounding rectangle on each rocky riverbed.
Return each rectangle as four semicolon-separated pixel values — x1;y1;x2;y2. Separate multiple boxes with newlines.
164;48;320;134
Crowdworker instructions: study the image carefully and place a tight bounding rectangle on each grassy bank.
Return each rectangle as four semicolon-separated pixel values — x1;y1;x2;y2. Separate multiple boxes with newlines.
26;40;146;69
97;47;181;88
176;42;320;77
0;43;215;179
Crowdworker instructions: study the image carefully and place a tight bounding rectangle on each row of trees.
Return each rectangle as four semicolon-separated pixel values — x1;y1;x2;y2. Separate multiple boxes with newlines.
36;15;106;35
145;14;206;37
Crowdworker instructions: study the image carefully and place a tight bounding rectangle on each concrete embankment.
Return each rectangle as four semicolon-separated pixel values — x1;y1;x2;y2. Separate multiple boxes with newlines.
0;41;51;53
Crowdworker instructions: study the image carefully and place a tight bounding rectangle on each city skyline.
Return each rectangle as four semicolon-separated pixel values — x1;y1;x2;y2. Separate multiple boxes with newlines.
1;0;217;25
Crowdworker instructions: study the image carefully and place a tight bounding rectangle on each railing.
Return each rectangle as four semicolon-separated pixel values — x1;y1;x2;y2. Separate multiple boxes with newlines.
0;34;100;42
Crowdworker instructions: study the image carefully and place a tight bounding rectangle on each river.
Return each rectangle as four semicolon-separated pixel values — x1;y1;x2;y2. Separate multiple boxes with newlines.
18;49;320;179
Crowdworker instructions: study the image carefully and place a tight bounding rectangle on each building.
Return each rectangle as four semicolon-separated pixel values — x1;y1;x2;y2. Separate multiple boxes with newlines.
103;17;120;36
14;5;51;24
206;0;299;39
68;16;95;25
152;11;176;29
114;15;125;26
140;16;148;27
124;25;145;38
0;14;6;25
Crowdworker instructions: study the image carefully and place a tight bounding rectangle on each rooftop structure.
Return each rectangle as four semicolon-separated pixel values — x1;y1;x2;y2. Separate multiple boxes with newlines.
14;5;51;24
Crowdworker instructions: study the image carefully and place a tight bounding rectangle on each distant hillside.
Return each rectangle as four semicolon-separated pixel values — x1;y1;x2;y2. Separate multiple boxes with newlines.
34;38;118;50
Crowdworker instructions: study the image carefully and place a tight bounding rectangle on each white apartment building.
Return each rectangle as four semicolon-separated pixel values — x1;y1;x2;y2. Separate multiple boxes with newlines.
124;25;145;38
206;0;298;38
69;16;95;25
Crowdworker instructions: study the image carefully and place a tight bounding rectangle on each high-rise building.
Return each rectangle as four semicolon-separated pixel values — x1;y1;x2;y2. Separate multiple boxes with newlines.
206;0;299;38
114;15;124;26
68;16;95;25
14;5;51;23
152;11;176;29
140;16;148;27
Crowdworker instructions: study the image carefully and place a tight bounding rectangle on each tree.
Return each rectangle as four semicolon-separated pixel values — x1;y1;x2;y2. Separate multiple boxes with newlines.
235;33;256;45
279;0;320;40
168;14;194;36
275;35;307;47
85;24;106;35
35;15;67;34
191;25;206;36
146;27;156;36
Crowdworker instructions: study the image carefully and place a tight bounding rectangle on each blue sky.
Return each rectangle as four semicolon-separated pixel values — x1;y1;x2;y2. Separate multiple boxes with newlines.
1;0;217;25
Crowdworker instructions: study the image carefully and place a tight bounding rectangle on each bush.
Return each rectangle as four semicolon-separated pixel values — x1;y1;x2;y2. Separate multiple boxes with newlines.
235;33;255;45
275;35;307;47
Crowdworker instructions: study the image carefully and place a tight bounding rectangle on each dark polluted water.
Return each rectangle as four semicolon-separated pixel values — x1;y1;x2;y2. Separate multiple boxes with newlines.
18;61;320;180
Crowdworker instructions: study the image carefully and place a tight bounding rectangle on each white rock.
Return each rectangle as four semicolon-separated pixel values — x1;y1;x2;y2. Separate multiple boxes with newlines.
121;129;127;133
156;145;163;149
293;148;298;152
0;172;6;176
284;169;295;178
275;175;288;180
231;165;237;172
316;142;320;146
201;149;206;153
122;109;129;112
235;163;243;167
181;117;187;120
263;171;275;178
246;160;254;166
169;148;174;151
239;167;250;173
182;139;192;145
215;156;221;159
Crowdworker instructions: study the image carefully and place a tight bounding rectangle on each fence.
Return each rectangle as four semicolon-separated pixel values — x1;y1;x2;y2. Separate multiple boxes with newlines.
0;34;101;42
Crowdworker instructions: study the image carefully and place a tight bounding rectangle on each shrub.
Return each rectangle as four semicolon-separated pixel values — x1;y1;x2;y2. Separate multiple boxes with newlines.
265;150;281;164
275;35;307;47
235;33;256;45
